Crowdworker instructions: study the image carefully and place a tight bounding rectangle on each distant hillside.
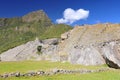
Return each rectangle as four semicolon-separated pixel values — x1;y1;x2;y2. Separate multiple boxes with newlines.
0;10;72;53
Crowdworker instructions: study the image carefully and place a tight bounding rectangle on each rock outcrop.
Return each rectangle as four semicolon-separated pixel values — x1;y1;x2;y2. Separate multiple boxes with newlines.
1;23;120;69
57;23;120;68
0;38;41;61
0;38;59;61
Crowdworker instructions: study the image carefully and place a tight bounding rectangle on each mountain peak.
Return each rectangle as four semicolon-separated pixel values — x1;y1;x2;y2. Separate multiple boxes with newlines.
22;10;52;24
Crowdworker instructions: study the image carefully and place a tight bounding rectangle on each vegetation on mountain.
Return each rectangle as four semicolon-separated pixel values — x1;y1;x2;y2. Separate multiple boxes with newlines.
0;10;72;54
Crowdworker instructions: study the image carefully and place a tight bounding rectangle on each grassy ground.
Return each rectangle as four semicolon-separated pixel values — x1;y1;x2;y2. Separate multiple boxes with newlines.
0;61;106;74
0;61;120;80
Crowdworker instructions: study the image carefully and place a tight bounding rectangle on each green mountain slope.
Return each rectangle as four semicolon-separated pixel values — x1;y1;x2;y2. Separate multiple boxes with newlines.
41;24;72;39
0;10;72;53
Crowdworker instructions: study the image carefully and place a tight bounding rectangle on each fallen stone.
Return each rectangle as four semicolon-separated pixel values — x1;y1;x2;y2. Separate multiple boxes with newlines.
2;73;8;78
52;69;60;74
36;71;45;75
15;72;20;77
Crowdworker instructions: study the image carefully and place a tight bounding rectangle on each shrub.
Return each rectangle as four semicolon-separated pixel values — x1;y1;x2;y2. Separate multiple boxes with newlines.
37;46;42;55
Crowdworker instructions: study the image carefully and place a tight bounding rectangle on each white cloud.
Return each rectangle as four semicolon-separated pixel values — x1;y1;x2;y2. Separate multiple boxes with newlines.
56;8;89;24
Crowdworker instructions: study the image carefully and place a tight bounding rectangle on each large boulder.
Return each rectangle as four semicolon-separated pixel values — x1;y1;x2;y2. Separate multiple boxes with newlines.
41;38;59;45
40;38;60;61
100;41;120;69
61;31;71;40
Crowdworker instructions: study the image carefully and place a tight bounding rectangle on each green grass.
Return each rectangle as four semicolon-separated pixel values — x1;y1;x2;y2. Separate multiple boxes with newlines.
0;61;120;80
40;24;72;39
0;61;106;74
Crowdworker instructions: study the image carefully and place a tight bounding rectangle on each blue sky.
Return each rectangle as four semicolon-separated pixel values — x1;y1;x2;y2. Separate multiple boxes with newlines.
0;0;120;25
